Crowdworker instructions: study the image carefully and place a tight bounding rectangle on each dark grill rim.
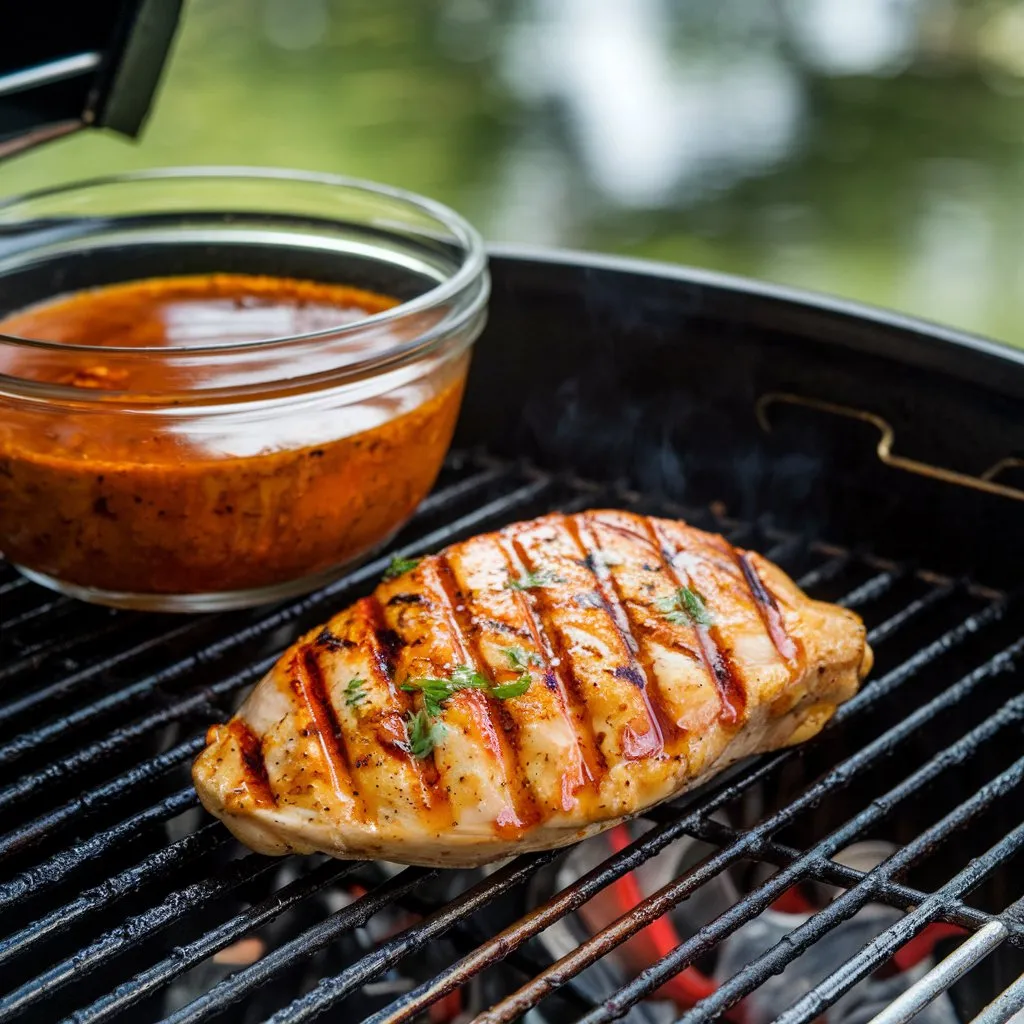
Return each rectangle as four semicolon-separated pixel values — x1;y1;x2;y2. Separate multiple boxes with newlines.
0;448;1020;1024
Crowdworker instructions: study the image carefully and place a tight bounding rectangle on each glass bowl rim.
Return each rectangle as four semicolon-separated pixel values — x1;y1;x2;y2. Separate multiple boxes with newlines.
0;166;488;357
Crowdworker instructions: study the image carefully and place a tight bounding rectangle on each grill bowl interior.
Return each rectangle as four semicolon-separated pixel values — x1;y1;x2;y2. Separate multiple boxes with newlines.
0;249;1022;1024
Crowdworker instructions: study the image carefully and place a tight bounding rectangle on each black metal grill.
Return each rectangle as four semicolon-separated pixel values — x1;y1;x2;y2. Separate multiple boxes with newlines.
1;449;1022;1024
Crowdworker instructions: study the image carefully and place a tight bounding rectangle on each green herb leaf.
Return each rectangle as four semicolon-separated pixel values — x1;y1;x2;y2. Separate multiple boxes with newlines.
383;555;422;581
490;676;532;700
405;707;445;759
401;664;490;716
656;586;713;627
502;646;542;670
506;569;564;591
344;676;368;708
401;662;532;715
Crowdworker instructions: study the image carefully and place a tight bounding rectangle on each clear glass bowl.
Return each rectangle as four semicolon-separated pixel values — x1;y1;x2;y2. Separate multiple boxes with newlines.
0;168;488;611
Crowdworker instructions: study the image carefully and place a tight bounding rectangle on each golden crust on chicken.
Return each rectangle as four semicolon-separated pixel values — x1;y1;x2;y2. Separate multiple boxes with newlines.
193;511;872;867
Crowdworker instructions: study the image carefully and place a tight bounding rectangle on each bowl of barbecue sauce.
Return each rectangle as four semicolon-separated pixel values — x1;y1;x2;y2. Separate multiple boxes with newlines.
0;169;488;610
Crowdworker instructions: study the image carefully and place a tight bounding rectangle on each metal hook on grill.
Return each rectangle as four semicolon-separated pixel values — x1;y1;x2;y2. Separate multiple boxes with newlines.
755;392;1024;503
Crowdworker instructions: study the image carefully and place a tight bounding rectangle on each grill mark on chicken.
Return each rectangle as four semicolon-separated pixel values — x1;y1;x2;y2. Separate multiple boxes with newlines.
734;549;804;669
567;513;672;758
292;646;362;817
369;590;449;800
348;597;440;806
495;530;602;789
646;519;746;726
425;555;534;831
436;553;540;825
362;594;408;690
227;720;275;808
314;626;354;651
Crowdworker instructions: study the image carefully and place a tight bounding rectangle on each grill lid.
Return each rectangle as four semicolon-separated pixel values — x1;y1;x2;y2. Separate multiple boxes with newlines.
0;0;182;160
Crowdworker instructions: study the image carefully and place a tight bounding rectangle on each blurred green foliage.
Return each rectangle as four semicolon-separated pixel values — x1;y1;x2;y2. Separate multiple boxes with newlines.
4;0;1023;345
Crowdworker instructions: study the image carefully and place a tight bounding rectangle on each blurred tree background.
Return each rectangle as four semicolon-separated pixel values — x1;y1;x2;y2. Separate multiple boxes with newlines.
3;0;1023;345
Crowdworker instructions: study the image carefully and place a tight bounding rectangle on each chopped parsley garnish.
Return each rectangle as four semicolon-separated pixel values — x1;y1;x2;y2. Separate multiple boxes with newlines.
405;707;446;759
506;569;564;591
656;586;713;627
383;555;422;581
490;677;533;699
502;646;542;671
400;665;491;716
344;676;368;708
401;662;533;723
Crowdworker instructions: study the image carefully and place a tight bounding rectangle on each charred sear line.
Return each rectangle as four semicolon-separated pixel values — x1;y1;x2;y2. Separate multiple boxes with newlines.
479;616;522;636
315;626;354;651
229;720;275;807
363;596;403;681
432;553;539;821
302;649;345;744
290;647;359;809
500;530;606;780
614;665;646;688
648;518;747;725
737;551;775;607
735;549;804;667
568;513;672;750
387;593;424;607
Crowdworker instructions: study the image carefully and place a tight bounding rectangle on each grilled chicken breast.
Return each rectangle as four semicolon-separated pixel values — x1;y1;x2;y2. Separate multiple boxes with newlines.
193;511;872;867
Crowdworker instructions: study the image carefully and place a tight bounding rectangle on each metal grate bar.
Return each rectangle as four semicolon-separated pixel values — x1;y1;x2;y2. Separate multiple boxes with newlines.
0;478;555;767
468;638;1024;1023
263;853;562;1024
0;595;70;632
865;921;1009;1024
359;621;1017;1024
0;822;229;968
679;816;999;935
162;866;438;1024
68;859;359;1024
836;568;903;609
864;578;958;645
792;551;853;591
974;968;1024;1024
1;452;1019;1024
0;852;281;1021
0;786;198;912
0;612;139;686
0;736;205;863
679;755;1024;1024
0;577;28;599
833;599;1004;723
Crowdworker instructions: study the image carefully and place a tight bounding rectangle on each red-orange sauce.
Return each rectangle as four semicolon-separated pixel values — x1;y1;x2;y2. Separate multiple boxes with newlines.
0;275;467;596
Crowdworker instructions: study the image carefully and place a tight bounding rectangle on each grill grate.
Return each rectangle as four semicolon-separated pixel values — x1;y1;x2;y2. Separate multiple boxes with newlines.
0;450;1021;1024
